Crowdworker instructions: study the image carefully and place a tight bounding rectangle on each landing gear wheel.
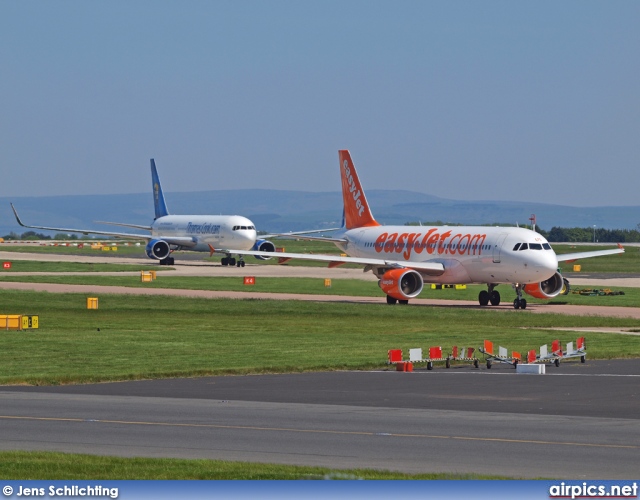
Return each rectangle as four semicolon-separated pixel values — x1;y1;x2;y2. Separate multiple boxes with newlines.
513;359;519;368
580;355;586;364
555;358;560;367
236;261;241;267
561;278;570;295
399;299;409;305
487;359;492;369
474;359;479;368
221;257;228;266
240;261;245;268
479;290;490;306
489;290;501;306
427;361;433;371
514;298;527;309
229;258;236;266
445;359;451;369
168;257;174;265
386;295;398;305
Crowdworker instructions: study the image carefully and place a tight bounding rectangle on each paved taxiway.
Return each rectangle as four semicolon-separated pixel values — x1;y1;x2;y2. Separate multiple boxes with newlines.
1;361;639;479
1;249;639;478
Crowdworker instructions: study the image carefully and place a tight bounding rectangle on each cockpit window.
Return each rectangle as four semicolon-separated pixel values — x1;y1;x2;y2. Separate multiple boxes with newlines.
519;243;528;251
530;243;543;250
543;243;551;250
513;243;521;251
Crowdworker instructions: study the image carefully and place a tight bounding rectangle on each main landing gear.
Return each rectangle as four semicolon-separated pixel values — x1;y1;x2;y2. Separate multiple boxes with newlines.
220;255;245;267
386;295;409;305
478;284;500;306
159;257;175;265
512;283;527;309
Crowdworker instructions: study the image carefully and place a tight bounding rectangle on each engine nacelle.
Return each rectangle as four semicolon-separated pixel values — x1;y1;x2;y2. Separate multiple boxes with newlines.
523;271;565;299
378;268;424;300
145;239;171;260
252;239;276;260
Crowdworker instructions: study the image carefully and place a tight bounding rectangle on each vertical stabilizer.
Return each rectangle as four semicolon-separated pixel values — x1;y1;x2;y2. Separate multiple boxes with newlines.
338;150;379;229
150;159;169;219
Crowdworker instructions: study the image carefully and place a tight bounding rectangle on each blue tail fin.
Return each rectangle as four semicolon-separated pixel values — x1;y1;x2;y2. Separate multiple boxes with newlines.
150;159;169;219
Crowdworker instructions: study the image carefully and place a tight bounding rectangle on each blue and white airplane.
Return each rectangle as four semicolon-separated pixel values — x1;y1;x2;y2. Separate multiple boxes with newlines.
10;159;277;267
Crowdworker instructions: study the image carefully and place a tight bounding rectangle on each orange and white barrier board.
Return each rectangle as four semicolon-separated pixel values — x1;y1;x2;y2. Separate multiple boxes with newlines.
387;345;478;370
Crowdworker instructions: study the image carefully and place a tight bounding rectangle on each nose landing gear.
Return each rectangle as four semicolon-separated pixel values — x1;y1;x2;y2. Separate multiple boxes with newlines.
512;284;527;309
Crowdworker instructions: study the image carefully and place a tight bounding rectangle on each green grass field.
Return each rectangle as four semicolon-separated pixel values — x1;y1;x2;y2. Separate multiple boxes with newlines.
0;260;166;273
1;289;638;386
1;272;638;307
0;451;504;480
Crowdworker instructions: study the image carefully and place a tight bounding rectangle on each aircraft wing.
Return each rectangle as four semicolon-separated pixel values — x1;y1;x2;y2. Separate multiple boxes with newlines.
161;236;198;248
95;220;153;231
262;228;343;242
267;234;348;243
217;247;445;275
556;245;624;263
10;203;151;240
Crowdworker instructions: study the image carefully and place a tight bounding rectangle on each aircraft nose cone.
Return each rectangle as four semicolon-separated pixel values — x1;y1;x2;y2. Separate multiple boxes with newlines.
537;251;559;276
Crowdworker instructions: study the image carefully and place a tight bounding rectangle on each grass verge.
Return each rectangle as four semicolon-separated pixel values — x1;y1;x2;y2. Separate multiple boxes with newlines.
0;451;505;479
1;289;639;385
0;273;638;307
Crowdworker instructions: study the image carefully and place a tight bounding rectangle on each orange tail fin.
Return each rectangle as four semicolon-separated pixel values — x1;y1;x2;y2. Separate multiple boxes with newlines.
338;150;379;229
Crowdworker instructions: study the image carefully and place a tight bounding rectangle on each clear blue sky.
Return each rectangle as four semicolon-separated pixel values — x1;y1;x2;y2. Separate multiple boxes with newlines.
2;1;638;206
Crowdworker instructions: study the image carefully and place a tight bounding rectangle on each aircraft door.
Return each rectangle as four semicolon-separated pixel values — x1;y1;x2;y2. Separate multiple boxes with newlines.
492;233;509;264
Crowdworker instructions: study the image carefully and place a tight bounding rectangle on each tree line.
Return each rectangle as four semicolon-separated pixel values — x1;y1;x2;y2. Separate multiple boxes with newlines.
1;231;83;241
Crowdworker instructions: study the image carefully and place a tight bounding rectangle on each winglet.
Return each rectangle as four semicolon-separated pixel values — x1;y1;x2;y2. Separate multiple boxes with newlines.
618;243;624;249
10;203;27;228
208;244;216;257
338;150;380;230
150;159;169;219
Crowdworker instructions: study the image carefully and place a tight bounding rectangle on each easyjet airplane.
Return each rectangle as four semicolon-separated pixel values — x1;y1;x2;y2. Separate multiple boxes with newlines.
221;150;624;309
10;159;277;266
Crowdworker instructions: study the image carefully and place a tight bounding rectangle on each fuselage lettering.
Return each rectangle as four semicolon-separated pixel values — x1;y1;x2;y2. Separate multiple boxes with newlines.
369;229;487;260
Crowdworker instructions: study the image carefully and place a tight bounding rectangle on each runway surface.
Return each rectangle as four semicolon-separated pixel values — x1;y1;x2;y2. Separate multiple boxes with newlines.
1;361;639;479
1;249;639;478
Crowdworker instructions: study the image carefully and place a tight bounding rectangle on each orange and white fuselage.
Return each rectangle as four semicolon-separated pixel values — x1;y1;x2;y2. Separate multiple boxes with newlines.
336;224;558;285
225;149;624;307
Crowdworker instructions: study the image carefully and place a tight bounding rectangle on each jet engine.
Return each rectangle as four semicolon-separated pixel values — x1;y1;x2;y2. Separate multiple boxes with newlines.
523;271;565;299
146;239;171;260
252;239;276;260
378;268;424;300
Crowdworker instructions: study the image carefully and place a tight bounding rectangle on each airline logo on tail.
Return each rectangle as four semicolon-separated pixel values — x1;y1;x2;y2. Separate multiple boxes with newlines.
339;150;379;229
151;159;169;219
